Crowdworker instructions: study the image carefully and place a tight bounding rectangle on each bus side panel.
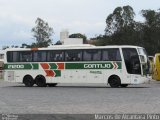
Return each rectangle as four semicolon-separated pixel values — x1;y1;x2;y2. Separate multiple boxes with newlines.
53;70;87;83
14;70;45;83
86;70;104;83
5;71;15;82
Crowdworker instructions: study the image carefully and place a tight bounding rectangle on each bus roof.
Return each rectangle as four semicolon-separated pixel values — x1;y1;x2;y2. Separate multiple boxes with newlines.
4;45;144;51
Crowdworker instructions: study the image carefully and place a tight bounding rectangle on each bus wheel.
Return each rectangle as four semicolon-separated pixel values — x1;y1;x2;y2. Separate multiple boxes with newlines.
35;75;46;87
108;75;121;88
47;83;58;87
23;75;34;87
120;84;128;87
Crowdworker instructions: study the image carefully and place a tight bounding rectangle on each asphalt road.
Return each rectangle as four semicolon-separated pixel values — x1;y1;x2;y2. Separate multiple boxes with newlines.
0;80;160;114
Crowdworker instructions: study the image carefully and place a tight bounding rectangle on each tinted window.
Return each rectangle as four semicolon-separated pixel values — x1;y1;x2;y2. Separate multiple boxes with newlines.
122;48;141;74
65;50;82;61
102;48;121;61
7;51;19;62
83;49;101;61
20;51;32;62
47;50;64;62
33;51;47;62
6;48;122;62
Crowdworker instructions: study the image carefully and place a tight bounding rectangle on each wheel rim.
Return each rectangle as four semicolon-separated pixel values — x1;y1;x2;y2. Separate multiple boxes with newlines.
24;76;34;87
36;76;46;87
109;76;120;87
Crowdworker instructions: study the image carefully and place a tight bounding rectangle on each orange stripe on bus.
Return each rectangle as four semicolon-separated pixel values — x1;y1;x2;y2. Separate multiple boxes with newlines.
45;70;55;77
31;48;38;51
40;63;50;69
57;63;64;70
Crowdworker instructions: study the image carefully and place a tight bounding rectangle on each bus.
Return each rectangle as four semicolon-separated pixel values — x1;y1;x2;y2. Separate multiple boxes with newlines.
3;45;149;87
148;56;154;75
152;53;160;80
0;50;4;79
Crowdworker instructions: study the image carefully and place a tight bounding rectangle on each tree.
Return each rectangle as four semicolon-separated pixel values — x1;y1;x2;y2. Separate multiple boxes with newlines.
21;43;31;48
90;6;160;55
69;33;87;44
54;41;62;45
141;9;160;55
105;5;135;36
31;18;54;47
104;5;136;45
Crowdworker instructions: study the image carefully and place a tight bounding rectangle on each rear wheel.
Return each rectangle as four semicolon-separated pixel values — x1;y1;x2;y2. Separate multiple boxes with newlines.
108;75;121;88
120;84;128;87
35;75;46;87
47;83;58;87
23;75;34;87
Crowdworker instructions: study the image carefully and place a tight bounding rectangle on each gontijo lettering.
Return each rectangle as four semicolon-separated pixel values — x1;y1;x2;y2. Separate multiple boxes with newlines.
84;64;111;69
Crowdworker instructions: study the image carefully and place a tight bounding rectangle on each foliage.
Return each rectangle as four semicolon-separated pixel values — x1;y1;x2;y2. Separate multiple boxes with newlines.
104;6;139;46
69;33;87;43
31;17;54;47
141;9;160;54
21;43;31;48
91;5;160;55
18;6;160;55
105;5;135;36
54;41;62;45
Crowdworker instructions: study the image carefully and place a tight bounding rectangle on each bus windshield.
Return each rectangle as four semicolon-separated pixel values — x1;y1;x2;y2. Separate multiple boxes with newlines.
122;48;141;75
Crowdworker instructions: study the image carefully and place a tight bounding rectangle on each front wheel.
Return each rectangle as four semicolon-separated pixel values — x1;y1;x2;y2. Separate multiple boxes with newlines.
108;75;121;88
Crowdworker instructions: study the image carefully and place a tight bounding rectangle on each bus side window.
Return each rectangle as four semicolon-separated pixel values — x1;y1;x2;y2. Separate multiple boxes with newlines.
55;52;64;62
83;50;91;61
65;50;82;61
33;51;47;62
7;51;19;62
47;51;64;62
83;49;101;61
92;50;101;61
51;54;56;61
102;49;121;61
20;52;32;62
55;54;62;61
102;50;109;61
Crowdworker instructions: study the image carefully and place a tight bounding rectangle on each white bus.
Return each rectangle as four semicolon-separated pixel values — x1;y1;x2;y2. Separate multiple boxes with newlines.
0;50;4;79
3;45;149;87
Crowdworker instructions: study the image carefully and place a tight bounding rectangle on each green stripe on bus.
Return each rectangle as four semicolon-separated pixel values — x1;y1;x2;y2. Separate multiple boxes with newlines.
54;70;61;77
65;62;122;69
32;63;39;69
4;62;121;70
49;63;58;69
4;63;39;70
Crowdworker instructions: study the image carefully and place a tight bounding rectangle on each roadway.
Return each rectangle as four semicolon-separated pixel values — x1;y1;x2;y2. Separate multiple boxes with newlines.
0;80;160;114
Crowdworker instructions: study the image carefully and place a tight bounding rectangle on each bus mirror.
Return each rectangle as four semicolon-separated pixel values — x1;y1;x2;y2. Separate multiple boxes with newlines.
139;55;147;63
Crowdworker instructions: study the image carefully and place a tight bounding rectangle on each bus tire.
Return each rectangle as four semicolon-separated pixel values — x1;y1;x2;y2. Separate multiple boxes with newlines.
108;75;121;88
23;75;34;87
47;83;58;87
120;84;128;87
35;75;46;87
